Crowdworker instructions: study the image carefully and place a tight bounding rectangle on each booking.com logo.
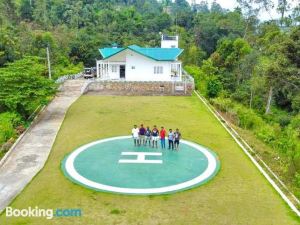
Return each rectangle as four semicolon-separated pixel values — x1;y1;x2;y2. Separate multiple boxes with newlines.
5;206;82;219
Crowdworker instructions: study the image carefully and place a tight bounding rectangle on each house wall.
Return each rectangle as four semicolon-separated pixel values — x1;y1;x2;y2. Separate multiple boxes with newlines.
108;50;126;61
161;39;178;48
108;65;120;80
125;49;172;81
98;49;181;81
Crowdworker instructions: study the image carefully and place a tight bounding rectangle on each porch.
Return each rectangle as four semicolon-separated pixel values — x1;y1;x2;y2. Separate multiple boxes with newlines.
96;61;125;80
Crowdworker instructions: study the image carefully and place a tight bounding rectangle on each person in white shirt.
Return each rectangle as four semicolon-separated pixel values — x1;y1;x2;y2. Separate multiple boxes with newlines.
132;125;140;146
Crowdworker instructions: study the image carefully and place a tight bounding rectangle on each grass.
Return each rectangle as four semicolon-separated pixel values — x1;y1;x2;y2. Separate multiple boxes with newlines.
1;95;299;225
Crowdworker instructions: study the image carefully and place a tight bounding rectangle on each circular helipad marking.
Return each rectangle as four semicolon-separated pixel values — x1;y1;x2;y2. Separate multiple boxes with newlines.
61;136;220;194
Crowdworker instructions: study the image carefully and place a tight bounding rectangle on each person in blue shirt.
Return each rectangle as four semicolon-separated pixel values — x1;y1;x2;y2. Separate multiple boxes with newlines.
139;124;146;146
145;126;152;147
151;125;159;148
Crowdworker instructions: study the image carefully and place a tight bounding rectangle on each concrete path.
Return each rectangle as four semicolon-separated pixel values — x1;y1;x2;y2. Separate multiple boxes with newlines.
0;79;85;212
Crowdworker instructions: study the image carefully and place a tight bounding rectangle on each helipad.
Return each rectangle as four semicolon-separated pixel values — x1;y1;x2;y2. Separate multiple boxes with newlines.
61;136;220;195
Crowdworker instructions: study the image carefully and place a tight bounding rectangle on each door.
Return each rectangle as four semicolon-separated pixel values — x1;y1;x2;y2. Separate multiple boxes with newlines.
120;65;125;79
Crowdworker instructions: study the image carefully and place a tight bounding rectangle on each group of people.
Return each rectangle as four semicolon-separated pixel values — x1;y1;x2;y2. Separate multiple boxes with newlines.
131;124;182;150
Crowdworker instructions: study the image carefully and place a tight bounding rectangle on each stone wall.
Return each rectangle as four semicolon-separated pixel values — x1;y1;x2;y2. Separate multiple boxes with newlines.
84;80;194;96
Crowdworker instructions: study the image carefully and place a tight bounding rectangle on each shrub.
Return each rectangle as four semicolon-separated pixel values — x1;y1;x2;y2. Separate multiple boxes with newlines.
255;124;276;144
210;97;234;112
295;173;300;188
207;77;222;98
230;83;250;105
274;131;296;154
0;112;23;145
293;151;300;171
292;93;300;113
184;65;208;94
278;115;291;127
0;119;15;145
290;114;300;135
235;106;263;130
53;62;83;79
0;112;22;127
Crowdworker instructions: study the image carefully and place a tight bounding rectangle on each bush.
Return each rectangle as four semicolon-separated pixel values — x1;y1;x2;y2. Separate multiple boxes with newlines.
52;62;83;79
255;124;276;144
230;83;250;105
0;112;23;145
278;115;291;127
292;93;300;113
235;106;263;130
290;114;300;133
274;130;297;154
295;173;300;188
207;77;222;98
184;65;207;94
210;97;234;112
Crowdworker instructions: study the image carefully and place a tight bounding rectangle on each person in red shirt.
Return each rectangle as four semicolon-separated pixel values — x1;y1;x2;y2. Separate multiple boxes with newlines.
160;126;166;149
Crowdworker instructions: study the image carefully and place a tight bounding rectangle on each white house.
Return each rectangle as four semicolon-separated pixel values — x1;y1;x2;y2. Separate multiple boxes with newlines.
96;35;183;82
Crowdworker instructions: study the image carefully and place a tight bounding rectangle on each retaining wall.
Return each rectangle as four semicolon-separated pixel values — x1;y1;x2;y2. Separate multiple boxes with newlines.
84;80;194;96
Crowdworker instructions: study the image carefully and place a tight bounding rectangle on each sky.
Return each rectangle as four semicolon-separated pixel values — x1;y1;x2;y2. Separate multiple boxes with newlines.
187;0;299;21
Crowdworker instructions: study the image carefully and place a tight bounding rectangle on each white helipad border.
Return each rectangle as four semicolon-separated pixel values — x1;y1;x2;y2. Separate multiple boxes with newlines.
63;136;219;194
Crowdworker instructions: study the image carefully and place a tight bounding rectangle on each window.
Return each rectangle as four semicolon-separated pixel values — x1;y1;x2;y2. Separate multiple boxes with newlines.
154;66;163;74
112;65;117;73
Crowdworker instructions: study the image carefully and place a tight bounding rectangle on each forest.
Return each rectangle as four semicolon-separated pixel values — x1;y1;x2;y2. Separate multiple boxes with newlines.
0;0;299;197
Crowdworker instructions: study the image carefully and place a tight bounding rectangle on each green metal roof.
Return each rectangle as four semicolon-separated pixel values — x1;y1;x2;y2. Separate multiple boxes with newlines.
99;45;183;61
99;47;125;59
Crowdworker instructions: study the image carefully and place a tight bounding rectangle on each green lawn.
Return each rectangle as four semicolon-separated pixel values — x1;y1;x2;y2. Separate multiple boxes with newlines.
1;95;299;225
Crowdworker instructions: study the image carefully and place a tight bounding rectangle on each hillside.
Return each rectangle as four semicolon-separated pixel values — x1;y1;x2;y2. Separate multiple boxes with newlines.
0;0;300;207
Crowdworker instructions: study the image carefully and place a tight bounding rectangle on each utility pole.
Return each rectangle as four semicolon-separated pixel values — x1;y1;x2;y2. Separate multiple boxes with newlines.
46;46;51;79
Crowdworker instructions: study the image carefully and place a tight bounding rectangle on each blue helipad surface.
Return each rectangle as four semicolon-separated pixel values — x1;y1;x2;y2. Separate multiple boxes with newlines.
61;136;220;195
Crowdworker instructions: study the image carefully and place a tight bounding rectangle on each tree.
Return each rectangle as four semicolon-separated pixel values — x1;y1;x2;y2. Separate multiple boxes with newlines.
211;0;223;13
249;73;265;109
193;1;209;13
20;0;33;21
174;0;189;9
237;0;274;37
291;3;300;26
0;57;56;117
0;27;20;66
33;0;49;29
258;24;300;113
185;44;206;66
277;0;291;27
63;1;84;29
193;7;246;55
1;0;17;23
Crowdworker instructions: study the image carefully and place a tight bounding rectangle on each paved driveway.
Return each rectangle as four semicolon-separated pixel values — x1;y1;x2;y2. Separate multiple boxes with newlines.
0;79;85;212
